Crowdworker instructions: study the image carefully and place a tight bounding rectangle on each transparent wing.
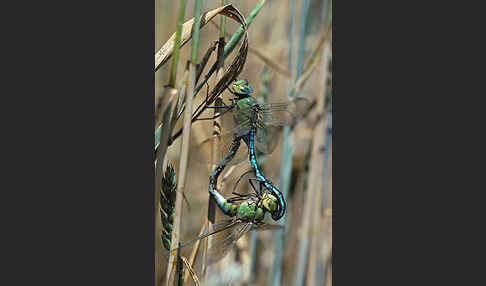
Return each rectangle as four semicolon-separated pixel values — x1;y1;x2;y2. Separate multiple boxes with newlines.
206;221;284;264
259;97;311;126
254;125;282;155
206;221;253;265
250;222;284;231
254;97;311;154
175;219;239;250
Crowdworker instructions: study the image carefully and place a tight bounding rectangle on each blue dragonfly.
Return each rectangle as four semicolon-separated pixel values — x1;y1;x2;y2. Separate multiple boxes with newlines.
194;79;309;221
172;142;282;264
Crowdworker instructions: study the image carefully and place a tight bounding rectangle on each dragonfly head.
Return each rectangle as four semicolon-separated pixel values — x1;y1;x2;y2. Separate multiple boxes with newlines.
229;79;254;99
261;192;278;214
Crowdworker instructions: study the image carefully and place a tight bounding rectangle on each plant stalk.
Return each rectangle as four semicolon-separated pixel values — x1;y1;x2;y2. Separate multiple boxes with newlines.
270;0;296;284
169;0;188;87
204;0;227;278
165;1;201;284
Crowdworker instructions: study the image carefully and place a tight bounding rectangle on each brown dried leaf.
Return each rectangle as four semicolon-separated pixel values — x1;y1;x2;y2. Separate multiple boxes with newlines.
155;4;246;72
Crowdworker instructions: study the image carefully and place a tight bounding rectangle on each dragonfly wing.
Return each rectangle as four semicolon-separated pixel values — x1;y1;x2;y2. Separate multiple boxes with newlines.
259;97;311;126
229;116;250;136
255;125;282;154
251;222;284;231
206;222;253;265
176;219;239;251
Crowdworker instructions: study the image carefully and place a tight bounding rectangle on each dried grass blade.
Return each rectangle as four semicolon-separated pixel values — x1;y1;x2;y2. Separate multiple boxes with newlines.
181;256;201;286
168;4;249;145
293;27;331;94
155;4;243;72
183;224;206;283
164;66;192;286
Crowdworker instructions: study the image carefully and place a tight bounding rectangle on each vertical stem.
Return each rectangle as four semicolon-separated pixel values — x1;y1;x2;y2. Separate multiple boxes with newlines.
169;0;187;87
321;94;332;212
306;45;332;286
270;0;296;285
204;0;227;279
295;0;310;79
165;1;200;284
223;0;265;58
219;0;227;39
190;0;202;64
193;0;266;98
294;41;331;286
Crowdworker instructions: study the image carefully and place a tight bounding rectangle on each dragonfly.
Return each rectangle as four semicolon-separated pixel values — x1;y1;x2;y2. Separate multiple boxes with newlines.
194;79;309;220
172;153;282;265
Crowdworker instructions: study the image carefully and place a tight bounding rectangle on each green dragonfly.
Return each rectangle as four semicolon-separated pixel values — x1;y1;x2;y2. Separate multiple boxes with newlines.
194;80;307;164
172;172;282;265
193;79;309;220
170;137;282;264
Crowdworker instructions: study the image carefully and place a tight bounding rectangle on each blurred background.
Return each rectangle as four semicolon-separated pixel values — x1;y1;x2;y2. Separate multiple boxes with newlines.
156;0;332;285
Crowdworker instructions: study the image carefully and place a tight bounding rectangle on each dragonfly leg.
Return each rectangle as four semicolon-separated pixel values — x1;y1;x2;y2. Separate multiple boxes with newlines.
196;83;235;121
195;108;232;120
204;82;235;110
247;178;265;198
227;194;257;203
231;170;255;195
196;40;219;84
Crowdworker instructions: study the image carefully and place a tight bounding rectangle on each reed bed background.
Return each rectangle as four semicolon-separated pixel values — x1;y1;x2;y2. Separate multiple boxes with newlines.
155;0;332;285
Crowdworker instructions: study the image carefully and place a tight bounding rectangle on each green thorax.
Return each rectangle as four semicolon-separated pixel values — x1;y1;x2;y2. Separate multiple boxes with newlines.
234;97;260;126
236;200;265;222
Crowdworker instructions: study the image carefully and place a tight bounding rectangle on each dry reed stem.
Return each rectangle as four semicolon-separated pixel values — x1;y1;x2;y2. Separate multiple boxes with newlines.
318;147;332;286
293;41;331;286
165;65;194;286
206;5;228;276
183;224;206;283
306;41;331;286
181;256;201;286
271;0;297;283
168;4;248;145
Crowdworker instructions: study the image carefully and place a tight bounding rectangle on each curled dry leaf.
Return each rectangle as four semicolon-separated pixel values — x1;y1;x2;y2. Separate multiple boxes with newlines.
155;4;247;72
166;4;249;143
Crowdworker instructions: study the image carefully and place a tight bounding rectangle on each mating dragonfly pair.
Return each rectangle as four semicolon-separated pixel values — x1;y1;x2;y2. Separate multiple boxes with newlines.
173;79;307;263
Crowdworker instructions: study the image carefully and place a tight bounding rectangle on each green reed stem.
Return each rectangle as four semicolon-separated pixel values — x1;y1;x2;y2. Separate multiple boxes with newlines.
194;0;266;96
219;0;226;38
292;0;315;283
169;0;187;87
